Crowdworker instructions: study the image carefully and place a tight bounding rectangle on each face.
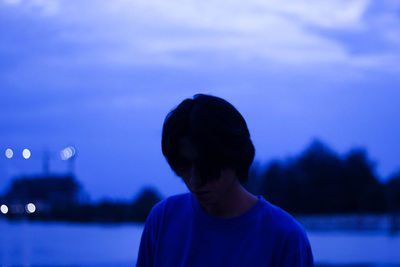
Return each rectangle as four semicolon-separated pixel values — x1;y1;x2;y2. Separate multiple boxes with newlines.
177;136;237;206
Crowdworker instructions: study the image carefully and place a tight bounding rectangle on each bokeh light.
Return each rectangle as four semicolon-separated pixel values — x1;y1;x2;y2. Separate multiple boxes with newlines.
1;204;8;214
60;146;76;160
22;148;31;159
25;203;36;214
5;148;13;159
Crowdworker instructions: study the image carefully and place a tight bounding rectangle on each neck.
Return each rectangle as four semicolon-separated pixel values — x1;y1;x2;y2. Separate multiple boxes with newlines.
201;181;258;218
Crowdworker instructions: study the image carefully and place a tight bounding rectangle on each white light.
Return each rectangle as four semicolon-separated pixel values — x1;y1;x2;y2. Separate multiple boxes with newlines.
22;149;31;159
60;146;76;160
5;148;13;159
26;203;36;214
1;204;8;214
69;146;76;156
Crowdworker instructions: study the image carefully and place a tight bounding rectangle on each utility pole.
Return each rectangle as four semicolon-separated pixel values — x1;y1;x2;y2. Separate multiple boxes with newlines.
42;149;50;176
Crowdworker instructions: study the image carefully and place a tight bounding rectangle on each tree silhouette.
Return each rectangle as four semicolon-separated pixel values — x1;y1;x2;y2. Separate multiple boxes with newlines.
387;173;400;212
246;139;387;214
131;187;162;221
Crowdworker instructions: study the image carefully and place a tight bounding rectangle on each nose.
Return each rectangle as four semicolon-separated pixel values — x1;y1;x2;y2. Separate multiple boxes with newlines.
188;165;203;189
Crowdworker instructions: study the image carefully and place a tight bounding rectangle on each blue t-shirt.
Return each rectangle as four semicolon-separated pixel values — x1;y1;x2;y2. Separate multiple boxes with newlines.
137;193;314;267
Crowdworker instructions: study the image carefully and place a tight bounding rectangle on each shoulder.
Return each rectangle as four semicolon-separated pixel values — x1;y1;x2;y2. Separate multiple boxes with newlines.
257;198;314;264
146;193;191;223
261;198;313;260
258;197;309;242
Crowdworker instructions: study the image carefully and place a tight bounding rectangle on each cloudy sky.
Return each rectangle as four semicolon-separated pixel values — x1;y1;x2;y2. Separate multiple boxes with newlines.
1;0;399;200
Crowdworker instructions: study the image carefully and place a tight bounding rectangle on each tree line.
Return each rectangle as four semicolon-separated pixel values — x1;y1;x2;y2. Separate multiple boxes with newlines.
4;187;162;223
3;139;400;223
244;139;400;214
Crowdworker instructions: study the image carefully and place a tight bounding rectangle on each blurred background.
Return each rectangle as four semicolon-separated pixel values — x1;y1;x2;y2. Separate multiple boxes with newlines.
1;0;400;266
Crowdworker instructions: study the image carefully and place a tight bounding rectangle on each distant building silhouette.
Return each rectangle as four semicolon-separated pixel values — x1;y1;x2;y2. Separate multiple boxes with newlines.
3;175;82;214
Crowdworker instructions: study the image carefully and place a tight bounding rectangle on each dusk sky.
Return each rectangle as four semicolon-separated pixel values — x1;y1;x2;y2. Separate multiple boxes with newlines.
1;0;399;201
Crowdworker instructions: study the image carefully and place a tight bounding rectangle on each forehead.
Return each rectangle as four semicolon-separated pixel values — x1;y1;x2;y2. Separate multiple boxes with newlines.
178;136;199;161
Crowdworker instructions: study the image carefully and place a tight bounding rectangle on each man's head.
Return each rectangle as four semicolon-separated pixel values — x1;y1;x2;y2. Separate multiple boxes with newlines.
161;94;255;191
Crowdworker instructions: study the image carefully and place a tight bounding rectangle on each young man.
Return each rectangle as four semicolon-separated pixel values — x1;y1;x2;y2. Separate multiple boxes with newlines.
137;94;314;266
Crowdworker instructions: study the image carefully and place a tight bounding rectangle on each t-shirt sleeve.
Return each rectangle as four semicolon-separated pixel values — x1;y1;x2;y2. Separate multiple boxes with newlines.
136;203;162;267
280;227;315;267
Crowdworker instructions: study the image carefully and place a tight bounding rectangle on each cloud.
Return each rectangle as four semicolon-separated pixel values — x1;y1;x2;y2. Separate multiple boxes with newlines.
1;0;399;85
2;0;59;15
4;0;395;68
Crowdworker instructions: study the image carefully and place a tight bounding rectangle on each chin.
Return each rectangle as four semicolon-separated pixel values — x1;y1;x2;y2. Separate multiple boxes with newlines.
195;193;218;206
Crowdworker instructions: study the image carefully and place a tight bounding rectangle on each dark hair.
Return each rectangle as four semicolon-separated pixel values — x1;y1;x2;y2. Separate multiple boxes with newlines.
161;94;255;183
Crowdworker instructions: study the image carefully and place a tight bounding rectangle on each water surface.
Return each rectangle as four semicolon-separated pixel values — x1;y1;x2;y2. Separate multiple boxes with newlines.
1;219;400;266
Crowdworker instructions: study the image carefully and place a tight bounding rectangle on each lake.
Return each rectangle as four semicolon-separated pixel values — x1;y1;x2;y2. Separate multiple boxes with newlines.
1;219;399;266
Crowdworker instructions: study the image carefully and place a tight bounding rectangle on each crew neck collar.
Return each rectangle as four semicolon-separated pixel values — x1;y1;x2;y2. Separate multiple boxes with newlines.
190;193;265;227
